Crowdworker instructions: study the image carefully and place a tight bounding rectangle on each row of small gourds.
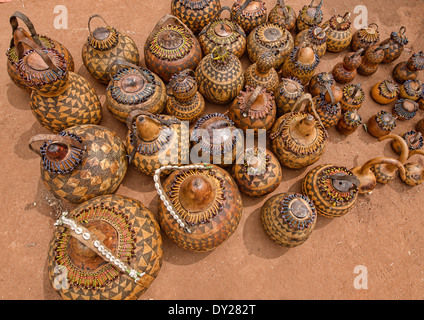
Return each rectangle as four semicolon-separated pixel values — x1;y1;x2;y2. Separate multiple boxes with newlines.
5;0;424;300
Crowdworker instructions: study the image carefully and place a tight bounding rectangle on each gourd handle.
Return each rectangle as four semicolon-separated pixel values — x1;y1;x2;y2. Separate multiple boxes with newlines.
29;134;85;157
245;86;263;110
54;213;145;283
9;11;42;46
368;23;379;31
359;157;406;180
277;0;289;17
323;82;335;105
378;133;410;163
399;26;407;35
349;83;362;101
106;59;152;82
234;0;253;18
87;14;110;34
15;38;62;74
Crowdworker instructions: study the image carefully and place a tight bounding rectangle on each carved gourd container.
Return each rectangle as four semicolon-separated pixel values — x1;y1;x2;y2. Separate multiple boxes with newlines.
281;46;320;86
332;48;364;84
399;80;424;101
244;49;280;94
81;15;140;84
171;0;222;34
198;6;246;58
144;14;202;83
6;11;75;91
261;192;317;247
307;91;342;128
351;23;380;52
105;60;167;123
270;94;327;169
47;194;163;300
16;38;102;133
296;0;324;33
231;0;267;34
366;110;397;138
126;111;185;176
309;72;335;98
380;26;409;64
155;164;243;252
195;46;244;105
393;51;424;84
165;69;205;124
339;83;364;112
228;86;276;135
231;147;282;197
357;43;390;76
392;99;419;121
391;131;423;155
294;26;328;58
371;79;399;105
246;22;294;69
401;149;424;186
302;164;359;218
268;0;297;32
190;113;243;166
321;12;353;53
336;110;362;136
275;77;304;116
29;125;128;204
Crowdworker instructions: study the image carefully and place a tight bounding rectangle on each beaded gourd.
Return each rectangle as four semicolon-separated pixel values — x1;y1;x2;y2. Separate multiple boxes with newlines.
81;15;140;84
366;110;397;138
339;83;364;112
280;46;320;86
268;0;296;32
244;49;280;94
231;0;267;34
321;12;353;53
336;110;362;136
332;48;364;84
351;23;380;52
393;51;424;84
261;192;317;247
47;194;163;300
399;80;424;101
371;79;399;105
296;0;324;33
357;43;390;76
275;77;305;117
380;26;409;64
294;26;328;58
392;99;419;121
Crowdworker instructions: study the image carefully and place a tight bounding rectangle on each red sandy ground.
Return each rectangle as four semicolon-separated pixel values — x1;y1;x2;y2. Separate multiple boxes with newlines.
0;0;424;300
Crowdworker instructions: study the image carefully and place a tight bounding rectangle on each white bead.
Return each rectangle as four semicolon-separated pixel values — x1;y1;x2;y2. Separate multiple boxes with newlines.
157;189;163;196
154;182;160;190
155;169;160;175
153;175;159;183
82;233;90;240
163;200;169;207
166;205;173;212
160;195;166;202
93;241;100;248
75;227;82;235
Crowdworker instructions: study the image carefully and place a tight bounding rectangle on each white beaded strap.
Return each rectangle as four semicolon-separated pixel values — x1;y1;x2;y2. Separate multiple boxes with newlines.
153;163;213;234
54;212;145;283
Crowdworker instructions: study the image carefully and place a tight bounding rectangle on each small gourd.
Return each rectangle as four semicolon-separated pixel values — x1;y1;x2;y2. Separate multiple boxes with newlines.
393;51;424;84
244;49;280;94
275;77;305;117
280;46;320;86
366;110;397;138
401;149;424;186
371;79;399;105
399;79;424;101
391;131;423;155
81;15;140;84
231;0;267;34
261;192;317;247
321;12;353;53
302;164;360;218
309;72;336;98
351;23;380;52
332;48;364;84
268;0;297;32
380;26;409;64
336;110;362;136
392;99;419;121
339;83;364;112
307;89;342;128
357;43;390;76
296;0;324;33
29;125;128;204
294;25;328;58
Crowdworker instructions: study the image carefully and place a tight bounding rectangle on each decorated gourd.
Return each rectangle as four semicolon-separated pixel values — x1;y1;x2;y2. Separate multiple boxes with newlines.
144;14;202;83
351;157;406;194
16;38;102;133
155;164;243;252
357;43;390;76
275;77;305;116
268;0;296;32
351;23;380;52
270;93;328;169
392;131;423;155
261;192;317;247
231;147;282;197
401;149;424;186
296;0;324;33
190;113;243;166
171;0;222;34
281;46;320;86
336;110;362;136
399;79;424;101
195;46;244;105
29;124;128;204
332;48;364;84
125;110;184;176
370;134;409;184
309;72;336;98
48;194;163;300
198;6;246;58
339;83;364;112
6;11;75;91
371;79;399;105
392;99;419;121
105;60;167;123
81;15;140;84
246;22;294;69
244;49;280;94
228;85;276;135
294;26;328;58
307;90;342;128
393;51;424;84
231;0;267;34
165;69;205;124
302;164;359;218
380;26;409;64
321;12;353;53
416;118;424;135
366;110;397;138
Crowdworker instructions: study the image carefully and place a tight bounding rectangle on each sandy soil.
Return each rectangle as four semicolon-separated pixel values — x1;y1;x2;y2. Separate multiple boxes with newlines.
1;0;424;300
